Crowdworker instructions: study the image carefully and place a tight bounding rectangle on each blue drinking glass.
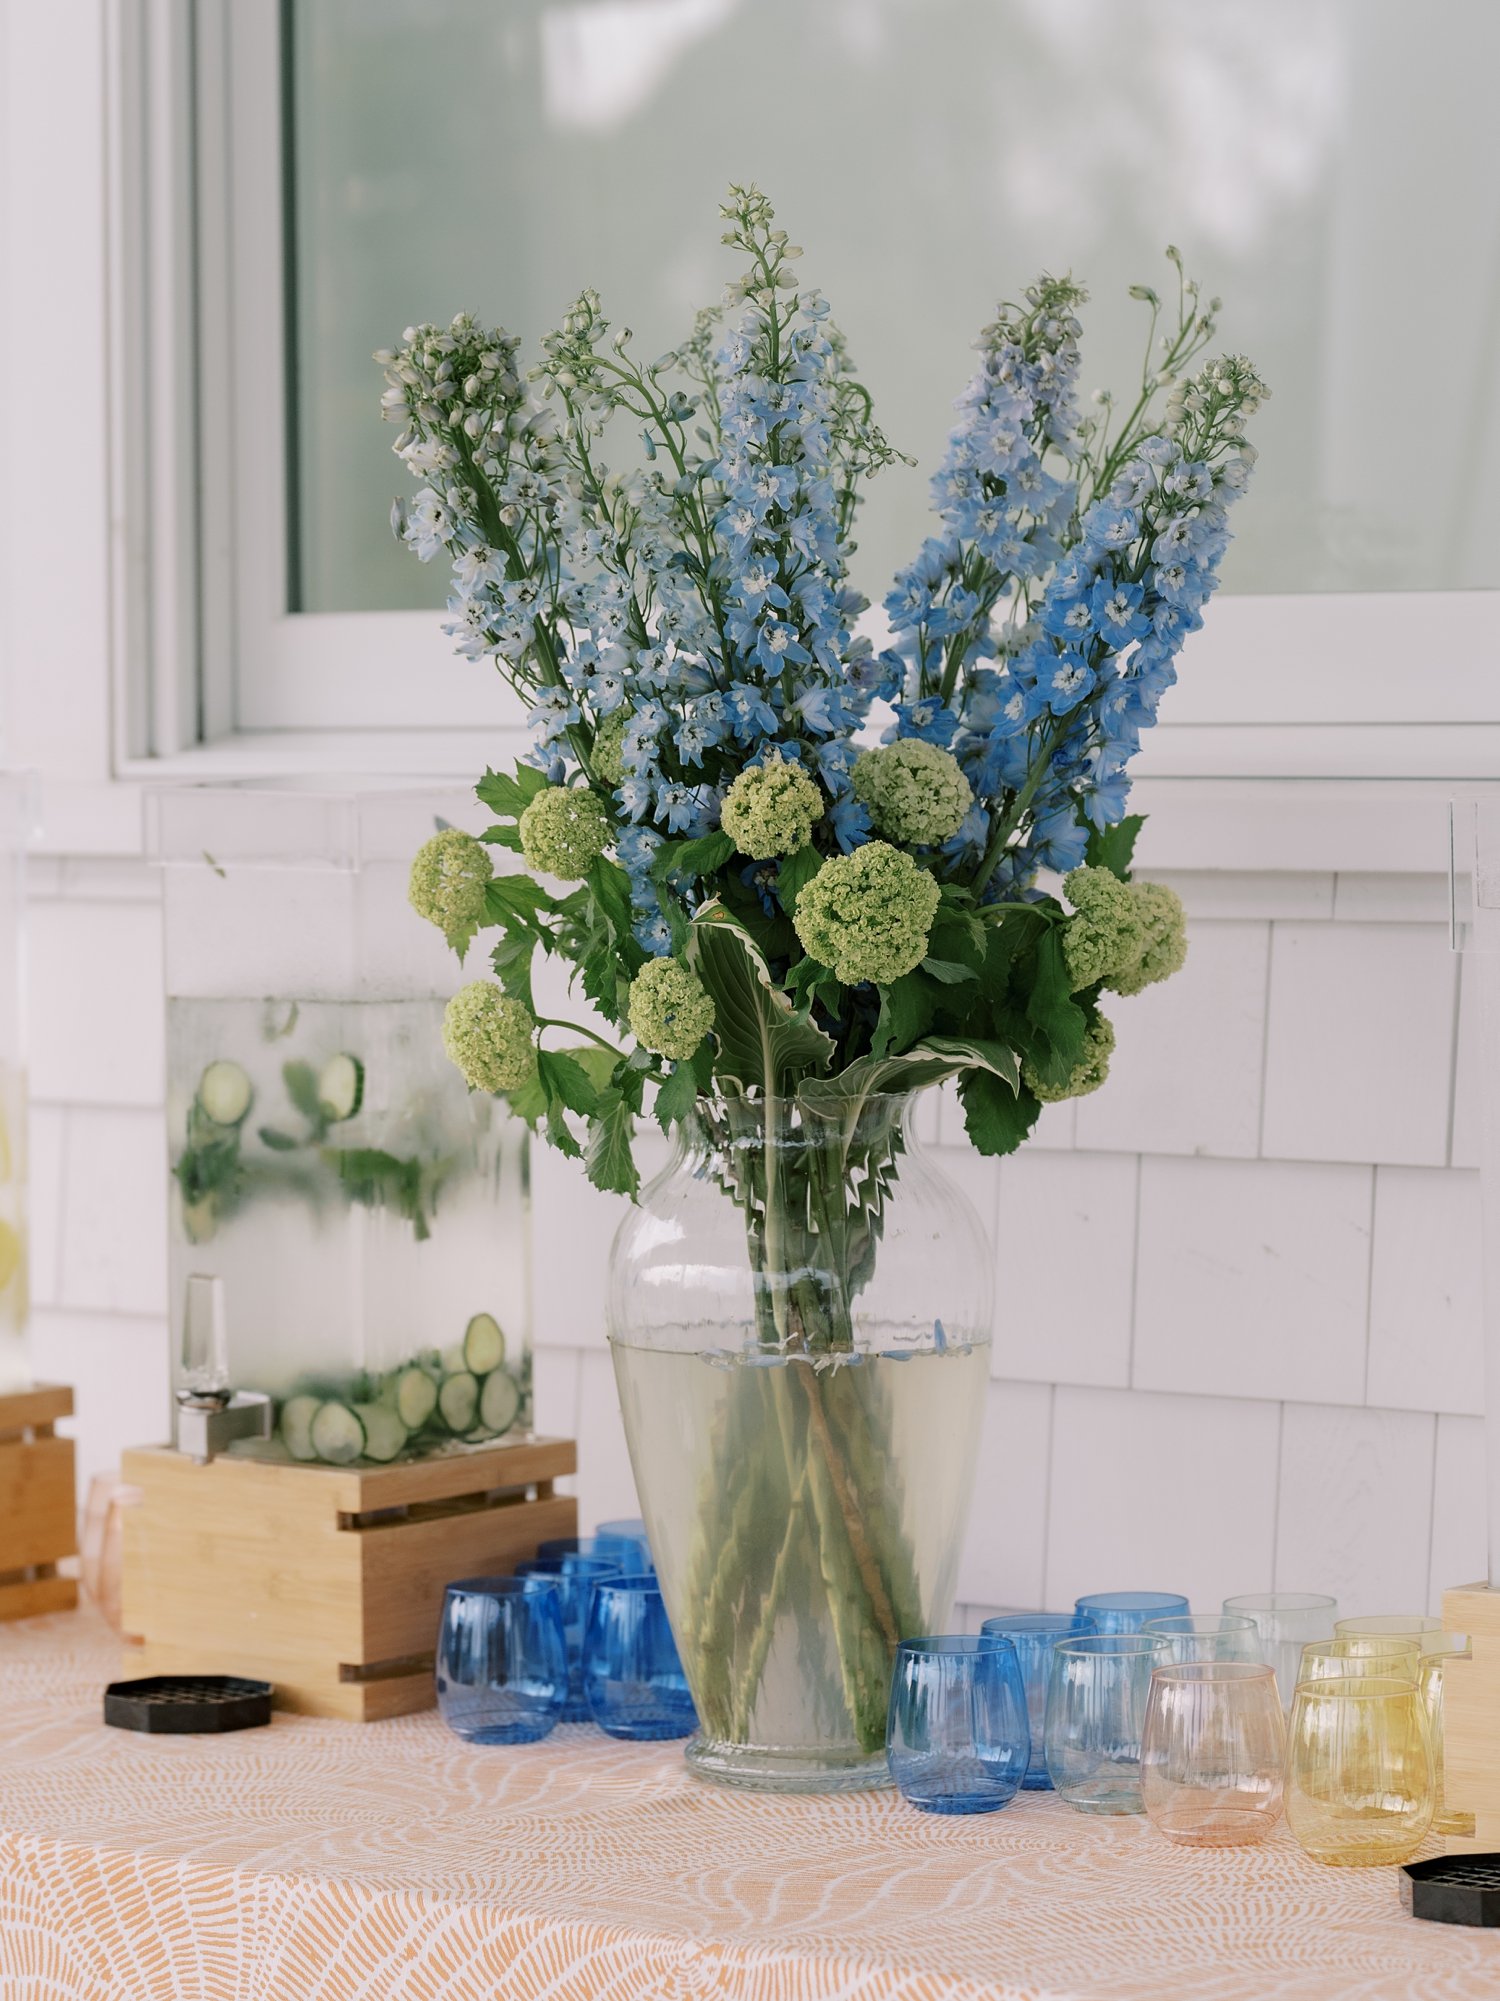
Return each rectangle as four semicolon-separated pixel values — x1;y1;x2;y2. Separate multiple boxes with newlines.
886;1635;1030;1814
583;1575;696;1739
435;1575;567;1744
1075;1590;1190;1636
980;1612;1098;1789
516;1554;620;1721
538;1532;653;1575
597;1517;656;1571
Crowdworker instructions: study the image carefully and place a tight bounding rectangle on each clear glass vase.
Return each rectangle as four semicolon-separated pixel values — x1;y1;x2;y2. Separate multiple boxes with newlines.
608;1089;992;1792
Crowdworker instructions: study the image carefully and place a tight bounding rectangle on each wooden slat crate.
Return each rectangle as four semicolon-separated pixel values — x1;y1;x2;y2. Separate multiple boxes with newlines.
0;1383;79;1621
120;1435;577;1720
1440;1582;1500;1851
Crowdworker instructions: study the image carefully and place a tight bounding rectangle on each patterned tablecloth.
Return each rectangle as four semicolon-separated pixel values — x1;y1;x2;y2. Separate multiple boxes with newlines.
2;1610;1498;2001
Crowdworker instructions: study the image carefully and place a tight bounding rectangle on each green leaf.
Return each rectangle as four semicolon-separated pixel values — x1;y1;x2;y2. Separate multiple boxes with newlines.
929;907;986;970
654;830;735;883
687;904;835;1092
1024;927;1086;1087
484;875;554;933
586;855;636;943
959;1069;1041;1158
774;844;822;917
567;1044;618;1094
653;1059;700;1132
870;972;939;1061
799;1035;1020;1116
282;1061;325;1126
919;958;978;985
537;1049;600;1119
544;1099;582;1160
584;1088;639;1197
1084;812;1145;881
506;1066;548;1126
476;764;549;820
479;823;524;852
256;1127;300;1152
490;930;536;1014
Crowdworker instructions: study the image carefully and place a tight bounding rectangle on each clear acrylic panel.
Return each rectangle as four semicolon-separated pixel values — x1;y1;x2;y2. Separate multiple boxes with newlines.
289;0;1500;612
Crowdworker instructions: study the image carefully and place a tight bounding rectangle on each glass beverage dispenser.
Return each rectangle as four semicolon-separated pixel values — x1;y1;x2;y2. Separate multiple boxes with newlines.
151;783;531;1466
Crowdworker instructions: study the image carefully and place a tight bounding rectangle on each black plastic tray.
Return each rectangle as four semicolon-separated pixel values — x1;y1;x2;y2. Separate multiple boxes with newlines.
104;1674;273;1735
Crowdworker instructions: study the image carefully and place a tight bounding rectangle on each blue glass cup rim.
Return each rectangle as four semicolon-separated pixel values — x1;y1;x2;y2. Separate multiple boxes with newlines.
981;1612;1097;1637
595;1516;648;1539
591;1572;663;1599
516;1554;620;1577
1054;1631;1170;1658
898;1634;1019;1661
1075;1591;1189;1614
444;1573;561;1600
538;1535;646;1559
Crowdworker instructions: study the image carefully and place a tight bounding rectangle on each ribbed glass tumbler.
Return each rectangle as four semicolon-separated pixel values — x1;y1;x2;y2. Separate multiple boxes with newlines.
887;1636;1031;1814
1223;1592;1337;1706
980;1612;1096;1790
1142;1614;1262;1666
1298;1636;1420;1684
1285;1675;1434;1866
1074;1591;1188;1636
1141;1662;1285;1846
1045;1632;1168;1814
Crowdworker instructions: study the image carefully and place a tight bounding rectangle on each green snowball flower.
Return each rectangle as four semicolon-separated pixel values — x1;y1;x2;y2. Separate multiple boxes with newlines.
851;740;973;847
1109;881;1188;995
591;710;629;788
1060;866;1148;991
518;785;612;880
793;841;941;987
408;829;494;946
1024;1012;1116;1103
628;957;716;1062
720;752;824;860
441;981;537;1094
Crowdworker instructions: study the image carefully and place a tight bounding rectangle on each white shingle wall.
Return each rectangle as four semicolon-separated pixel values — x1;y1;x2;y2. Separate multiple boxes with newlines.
22;864;1488;1619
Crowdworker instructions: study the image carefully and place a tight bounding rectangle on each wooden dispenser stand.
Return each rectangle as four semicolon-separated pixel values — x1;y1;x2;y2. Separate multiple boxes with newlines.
0;1383;79;1619
120;1435;577;1719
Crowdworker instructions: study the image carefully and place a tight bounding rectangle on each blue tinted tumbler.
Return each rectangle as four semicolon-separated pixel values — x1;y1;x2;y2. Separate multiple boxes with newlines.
436;1575;568;1744
887;1636;1031;1814
583;1576;696;1739
1075;1590;1190;1636
516;1554;620;1720
980;1612;1098;1789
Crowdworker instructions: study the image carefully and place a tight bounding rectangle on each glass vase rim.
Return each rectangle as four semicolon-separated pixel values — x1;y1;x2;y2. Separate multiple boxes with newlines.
1222;1590;1338;1612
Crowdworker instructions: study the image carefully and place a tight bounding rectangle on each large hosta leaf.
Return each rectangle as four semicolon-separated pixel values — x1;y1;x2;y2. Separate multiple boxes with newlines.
687;905;835;1094
798;1036;1019;1116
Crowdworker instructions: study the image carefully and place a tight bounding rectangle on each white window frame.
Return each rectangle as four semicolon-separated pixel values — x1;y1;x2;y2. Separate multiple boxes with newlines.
109;0;1500;783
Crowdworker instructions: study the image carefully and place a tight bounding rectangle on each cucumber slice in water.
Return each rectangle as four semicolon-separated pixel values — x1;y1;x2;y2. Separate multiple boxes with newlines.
352;1402;407;1464
478;1368;521;1438
437;1371;479;1434
197;1060;253;1126
438;1341;468;1376
463;1312;505;1376
309;1401;365;1466
317;1053;364;1122
280;1393;321;1463
388;1366;438;1433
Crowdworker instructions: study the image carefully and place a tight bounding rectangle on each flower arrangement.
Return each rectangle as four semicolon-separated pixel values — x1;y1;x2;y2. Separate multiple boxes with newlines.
386;186;1264;1207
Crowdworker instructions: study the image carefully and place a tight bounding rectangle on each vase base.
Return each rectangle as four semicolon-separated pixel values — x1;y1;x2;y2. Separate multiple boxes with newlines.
684;1733;891;1794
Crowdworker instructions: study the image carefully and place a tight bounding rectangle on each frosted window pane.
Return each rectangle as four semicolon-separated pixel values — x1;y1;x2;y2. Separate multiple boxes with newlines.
289;0;1500;613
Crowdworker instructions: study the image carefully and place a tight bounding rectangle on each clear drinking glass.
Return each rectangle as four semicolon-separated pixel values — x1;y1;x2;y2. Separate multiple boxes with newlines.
1418;1645;1476;1839
1141;1661;1286;1847
1299;1636;1421;1683
1334;1614;1444;1645
1285;1675;1434;1866
1222;1592;1338;1706
886;1636;1030;1814
1046;1632;1169;1814
1075;1591;1189;1636
582;1576;696;1740
979;1612;1097;1790
515;1554;620;1721
1142;1614;1262;1666
436;1576;568;1744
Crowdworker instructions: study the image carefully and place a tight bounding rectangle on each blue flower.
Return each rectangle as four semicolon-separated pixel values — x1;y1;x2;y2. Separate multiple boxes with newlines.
1042;652;1096;715
890;698;959;747
1088;577;1150;647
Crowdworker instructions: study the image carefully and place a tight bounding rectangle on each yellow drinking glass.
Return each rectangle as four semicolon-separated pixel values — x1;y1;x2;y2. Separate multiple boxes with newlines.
1418;1645;1476;1839
1298;1636;1420;1682
1285;1675;1434;1866
1334;1614;1443;1645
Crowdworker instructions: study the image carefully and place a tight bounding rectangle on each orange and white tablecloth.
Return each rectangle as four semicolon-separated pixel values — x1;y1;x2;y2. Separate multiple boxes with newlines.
2;1609;1498;2001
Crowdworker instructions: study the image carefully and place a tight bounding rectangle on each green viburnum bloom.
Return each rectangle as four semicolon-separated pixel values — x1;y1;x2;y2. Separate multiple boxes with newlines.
1024;1012;1116;1103
1109;881;1188;995
720;752;824;860
850;739;973;847
408;828;494;946
628;957;716;1062
793;841;941;986
441;981;537;1093
591;710;629;788
519;785;612;880
1060;866;1148;991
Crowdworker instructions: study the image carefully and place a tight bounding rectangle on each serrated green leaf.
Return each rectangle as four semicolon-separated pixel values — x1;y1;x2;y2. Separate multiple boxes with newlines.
687;904;835;1092
586;856;636;944
870;972;939;1060
799;1035;1019;1117
506;1067;548;1125
544;1099;582;1159
653;1059;700;1132
1084;812;1145;881
959;1069;1040;1158
1024;927;1086;1087
484;874;554;933
476;765;549;820
919;957;978;985
566;1043;617;1094
585;1087;639;1197
479;823;524;851
537;1049;600;1119
775;844;822;917
654;830;735;883
490;929;535;1014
